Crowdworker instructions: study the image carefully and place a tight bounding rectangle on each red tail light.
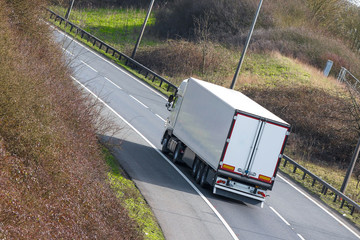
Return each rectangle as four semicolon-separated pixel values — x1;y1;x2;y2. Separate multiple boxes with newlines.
258;191;266;198
216;180;226;184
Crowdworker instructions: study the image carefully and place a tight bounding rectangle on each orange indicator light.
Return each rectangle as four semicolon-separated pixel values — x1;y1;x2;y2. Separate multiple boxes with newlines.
222;164;235;172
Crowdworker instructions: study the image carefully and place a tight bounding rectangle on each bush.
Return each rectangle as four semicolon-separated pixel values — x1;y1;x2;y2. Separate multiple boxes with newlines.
134;40;232;82
153;0;274;40
0;1;141;238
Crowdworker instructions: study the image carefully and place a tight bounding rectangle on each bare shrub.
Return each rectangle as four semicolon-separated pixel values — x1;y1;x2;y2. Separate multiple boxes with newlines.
135;40;231;80
153;0;274;40
0;0;141;239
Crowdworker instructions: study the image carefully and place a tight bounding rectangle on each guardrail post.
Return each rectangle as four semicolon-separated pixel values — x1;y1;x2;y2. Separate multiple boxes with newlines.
293;166;297;173
340;199;345;208
312;178;316;187
321;186;328;195
333;194;338;202
302;172;307;180
283;158;287;167
351;206;355;215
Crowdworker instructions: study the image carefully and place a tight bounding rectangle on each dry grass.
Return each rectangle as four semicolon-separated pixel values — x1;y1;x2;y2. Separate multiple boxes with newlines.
0;1;141;238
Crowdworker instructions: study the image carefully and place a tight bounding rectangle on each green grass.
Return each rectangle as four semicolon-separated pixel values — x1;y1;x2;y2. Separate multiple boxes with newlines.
50;18;174;96
51;6;158;53
104;147;165;240
239;52;340;91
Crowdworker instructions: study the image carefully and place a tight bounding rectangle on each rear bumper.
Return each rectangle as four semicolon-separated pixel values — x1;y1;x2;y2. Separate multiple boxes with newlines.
213;176;266;205
217;169;273;190
213;184;264;205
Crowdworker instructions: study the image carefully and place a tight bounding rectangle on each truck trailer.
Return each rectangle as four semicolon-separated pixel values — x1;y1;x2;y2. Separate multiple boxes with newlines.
161;78;290;205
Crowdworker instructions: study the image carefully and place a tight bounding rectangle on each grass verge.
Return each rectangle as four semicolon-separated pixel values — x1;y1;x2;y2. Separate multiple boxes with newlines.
50;6;158;52
103;147;165;240
49;17;173;96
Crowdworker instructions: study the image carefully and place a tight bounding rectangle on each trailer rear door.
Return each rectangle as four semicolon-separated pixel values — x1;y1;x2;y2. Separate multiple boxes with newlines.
248;121;289;184
220;113;289;184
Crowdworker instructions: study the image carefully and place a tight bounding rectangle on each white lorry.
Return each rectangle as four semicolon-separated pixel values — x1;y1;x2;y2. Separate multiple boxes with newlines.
161;78;290;205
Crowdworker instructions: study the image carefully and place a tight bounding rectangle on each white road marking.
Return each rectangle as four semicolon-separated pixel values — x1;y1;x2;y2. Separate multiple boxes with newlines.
278;175;360;239
62;47;74;56
56;28;168;100
270;206;307;239
269;206;290;226
104;77;122;89
297;233;306;240
129;95;149;109
70;75;240;240
81;60;98;72
155;114;166;122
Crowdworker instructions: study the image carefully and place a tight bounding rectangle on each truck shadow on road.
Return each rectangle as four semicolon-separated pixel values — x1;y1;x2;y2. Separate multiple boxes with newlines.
99;134;249;208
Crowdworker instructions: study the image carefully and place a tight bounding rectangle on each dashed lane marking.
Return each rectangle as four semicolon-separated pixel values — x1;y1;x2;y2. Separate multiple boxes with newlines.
81;60;98;72
104;77;122;89
129;95;149;109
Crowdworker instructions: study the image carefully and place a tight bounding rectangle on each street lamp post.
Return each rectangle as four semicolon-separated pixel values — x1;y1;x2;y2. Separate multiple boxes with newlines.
131;0;155;59
65;0;75;20
340;136;360;194
230;0;263;89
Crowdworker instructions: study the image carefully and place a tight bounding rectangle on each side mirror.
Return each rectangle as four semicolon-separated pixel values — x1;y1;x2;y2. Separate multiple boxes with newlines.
168;95;174;103
166;95;174;111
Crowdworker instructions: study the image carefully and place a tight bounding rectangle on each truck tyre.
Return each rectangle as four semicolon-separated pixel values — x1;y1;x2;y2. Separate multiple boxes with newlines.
172;143;183;164
191;157;200;177
196;162;205;183
161;135;169;153
199;165;209;187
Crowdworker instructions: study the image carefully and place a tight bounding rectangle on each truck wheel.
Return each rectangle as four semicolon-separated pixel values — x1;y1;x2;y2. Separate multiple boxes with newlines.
196;162;205;183
199;165;209;187
172;143;183;164
191;158;200;177
161;135;169;153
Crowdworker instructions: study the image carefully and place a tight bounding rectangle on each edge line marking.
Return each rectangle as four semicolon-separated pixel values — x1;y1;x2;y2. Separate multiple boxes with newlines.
278;174;360;239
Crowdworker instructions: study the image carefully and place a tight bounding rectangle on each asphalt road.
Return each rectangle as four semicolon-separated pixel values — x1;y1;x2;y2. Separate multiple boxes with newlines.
52;26;360;240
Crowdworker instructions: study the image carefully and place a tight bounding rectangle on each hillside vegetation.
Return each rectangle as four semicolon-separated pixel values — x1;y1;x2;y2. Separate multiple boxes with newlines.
0;0;148;238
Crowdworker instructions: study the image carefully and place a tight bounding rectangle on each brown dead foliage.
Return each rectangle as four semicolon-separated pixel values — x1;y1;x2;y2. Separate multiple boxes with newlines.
0;0;141;239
